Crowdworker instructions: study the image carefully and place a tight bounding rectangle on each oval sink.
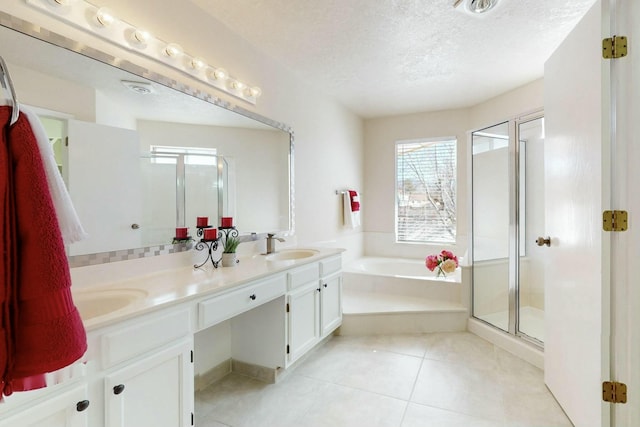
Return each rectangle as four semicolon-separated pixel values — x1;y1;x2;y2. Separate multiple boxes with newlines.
265;249;319;262
73;289;148;320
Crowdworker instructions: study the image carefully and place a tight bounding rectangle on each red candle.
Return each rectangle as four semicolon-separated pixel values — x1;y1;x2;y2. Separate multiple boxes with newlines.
196;216;208;227
203;228;217;241
175;227;188;238
221;217;233;228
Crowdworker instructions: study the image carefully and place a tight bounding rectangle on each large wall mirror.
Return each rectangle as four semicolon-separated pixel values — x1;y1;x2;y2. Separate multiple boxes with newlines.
0;14;293;266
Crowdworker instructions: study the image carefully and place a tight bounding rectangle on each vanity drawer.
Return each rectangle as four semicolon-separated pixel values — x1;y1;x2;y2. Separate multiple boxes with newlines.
199;274;286;329
287;263;320;290
101;308;191;369
320;256;342;277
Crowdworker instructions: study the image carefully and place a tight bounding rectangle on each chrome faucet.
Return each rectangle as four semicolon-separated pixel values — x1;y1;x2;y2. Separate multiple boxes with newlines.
266;233;285;254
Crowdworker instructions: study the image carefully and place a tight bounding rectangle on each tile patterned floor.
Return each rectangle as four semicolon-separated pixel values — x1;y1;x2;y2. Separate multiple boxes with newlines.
195;332;573;427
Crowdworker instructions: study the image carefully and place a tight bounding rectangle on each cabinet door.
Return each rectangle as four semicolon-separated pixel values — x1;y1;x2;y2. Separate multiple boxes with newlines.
287;282;320;363
320;273;342;337
105;339;193;427
0;384;89;427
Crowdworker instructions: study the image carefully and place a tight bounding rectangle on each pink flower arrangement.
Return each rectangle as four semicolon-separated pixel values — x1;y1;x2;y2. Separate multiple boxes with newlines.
425;250;459;277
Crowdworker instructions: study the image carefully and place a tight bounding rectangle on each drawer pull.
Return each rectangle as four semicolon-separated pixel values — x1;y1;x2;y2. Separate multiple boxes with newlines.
113;384;125;395
76;400;90;412
249;294;257;301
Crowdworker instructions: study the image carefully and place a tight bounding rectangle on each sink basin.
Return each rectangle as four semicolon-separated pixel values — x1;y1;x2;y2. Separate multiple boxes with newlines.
73;289;148;320
265;249;319;262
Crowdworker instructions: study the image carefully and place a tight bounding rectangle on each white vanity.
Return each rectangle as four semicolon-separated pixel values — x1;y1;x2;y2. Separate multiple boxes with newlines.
0;249;343;427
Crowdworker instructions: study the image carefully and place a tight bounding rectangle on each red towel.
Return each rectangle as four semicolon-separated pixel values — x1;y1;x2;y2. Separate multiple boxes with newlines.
0;107;87;396
348;190;360;212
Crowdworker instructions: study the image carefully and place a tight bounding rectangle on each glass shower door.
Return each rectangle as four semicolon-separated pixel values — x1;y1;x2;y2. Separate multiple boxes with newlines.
471;122;510;332
517;116;545;343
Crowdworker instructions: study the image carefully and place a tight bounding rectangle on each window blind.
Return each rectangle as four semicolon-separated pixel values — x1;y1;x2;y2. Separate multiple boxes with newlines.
396;139;457;243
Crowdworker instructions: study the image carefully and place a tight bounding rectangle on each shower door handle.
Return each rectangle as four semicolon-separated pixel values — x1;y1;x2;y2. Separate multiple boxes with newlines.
536;236;551;247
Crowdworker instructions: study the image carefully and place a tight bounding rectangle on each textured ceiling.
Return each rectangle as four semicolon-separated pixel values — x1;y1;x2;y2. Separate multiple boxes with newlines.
186;0;597;118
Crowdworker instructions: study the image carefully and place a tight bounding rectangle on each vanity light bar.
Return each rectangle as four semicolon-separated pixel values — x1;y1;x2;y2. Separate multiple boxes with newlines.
26;0;262;105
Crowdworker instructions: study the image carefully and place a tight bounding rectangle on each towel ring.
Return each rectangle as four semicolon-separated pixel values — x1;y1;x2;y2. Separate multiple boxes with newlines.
0;55;19;126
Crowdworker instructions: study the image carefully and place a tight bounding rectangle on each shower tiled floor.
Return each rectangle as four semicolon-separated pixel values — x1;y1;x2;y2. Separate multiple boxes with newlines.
195;332;572;427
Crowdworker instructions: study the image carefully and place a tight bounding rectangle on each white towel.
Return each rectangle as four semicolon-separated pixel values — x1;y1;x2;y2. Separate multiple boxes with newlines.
22;106;88;244
343;190;361;229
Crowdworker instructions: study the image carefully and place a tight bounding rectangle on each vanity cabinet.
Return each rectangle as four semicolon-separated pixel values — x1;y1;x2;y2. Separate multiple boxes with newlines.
286;256;342;365
104;339;193;427
0;384;89;427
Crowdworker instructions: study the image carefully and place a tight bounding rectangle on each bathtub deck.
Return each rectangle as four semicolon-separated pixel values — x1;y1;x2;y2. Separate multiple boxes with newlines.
339;289;468;335
343;289;466;314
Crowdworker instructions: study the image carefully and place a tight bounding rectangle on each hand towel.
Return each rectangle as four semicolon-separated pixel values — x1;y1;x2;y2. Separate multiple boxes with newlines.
21;106;88;244
342;190;361;229
0;107;87;397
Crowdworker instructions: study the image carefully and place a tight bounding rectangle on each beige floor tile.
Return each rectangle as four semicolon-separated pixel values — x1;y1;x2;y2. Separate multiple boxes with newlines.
401;403;504;427
302;382;407;427
423;331;499;370
331;333;430;358
411;358;506;422
295;342;423;400
196;332;573;427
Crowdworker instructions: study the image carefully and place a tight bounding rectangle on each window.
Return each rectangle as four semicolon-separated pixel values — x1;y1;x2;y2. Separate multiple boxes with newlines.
396;138;457;243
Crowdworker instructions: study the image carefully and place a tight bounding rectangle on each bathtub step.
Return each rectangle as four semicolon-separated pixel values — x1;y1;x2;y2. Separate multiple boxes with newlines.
339;290;468;336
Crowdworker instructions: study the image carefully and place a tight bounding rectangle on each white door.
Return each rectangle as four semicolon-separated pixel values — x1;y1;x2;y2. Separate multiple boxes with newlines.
612;0;639;424
544;1;610;427
67;120;141;255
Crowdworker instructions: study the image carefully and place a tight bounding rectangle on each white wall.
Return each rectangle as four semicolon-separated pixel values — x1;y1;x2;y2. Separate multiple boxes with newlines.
362;79;543;261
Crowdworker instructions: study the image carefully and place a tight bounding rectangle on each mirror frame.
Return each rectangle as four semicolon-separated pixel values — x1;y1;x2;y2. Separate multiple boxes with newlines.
0;11;295;267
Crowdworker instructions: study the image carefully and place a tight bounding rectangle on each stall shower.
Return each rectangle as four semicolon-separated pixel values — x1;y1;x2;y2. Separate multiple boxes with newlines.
471;113;545;345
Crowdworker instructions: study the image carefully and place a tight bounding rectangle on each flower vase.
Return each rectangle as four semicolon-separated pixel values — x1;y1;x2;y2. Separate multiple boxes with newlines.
436;266;446;278
222;253;237;267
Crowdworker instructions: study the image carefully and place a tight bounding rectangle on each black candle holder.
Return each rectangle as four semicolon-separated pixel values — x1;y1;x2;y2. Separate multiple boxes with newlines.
193;226;239;269
193;225;222;268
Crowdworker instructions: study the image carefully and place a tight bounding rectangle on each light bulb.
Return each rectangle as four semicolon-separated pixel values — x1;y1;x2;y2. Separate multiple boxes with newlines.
132;28;151;45
211;68;229;80
95;7;116;27
230;80;245;91
164;43;183;58
190;57;206;70
245;86;262;98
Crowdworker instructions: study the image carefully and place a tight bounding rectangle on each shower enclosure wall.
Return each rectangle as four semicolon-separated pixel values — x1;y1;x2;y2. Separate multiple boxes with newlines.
471;112;545;346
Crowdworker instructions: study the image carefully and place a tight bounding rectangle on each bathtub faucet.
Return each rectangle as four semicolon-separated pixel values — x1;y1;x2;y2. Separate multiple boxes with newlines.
266;233;285;254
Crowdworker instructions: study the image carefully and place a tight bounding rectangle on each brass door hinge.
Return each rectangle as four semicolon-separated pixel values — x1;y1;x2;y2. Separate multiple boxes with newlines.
603;210;628;231
603;381;627;403
603;35;628;59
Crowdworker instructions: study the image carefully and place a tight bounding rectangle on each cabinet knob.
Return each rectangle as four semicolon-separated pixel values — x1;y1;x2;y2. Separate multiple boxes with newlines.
249;294;257;301
323;283;328;288
317;288;321;292
113;384;125;395
76;400;90;412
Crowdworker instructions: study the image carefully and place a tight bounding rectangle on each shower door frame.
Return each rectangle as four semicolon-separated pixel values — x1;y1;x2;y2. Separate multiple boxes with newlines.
470;109;544;348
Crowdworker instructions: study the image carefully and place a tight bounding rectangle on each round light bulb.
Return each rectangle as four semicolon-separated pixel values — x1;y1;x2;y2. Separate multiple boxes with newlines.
132;28;151;45
96;7;116;27
164;43;184;58
230;80;246;91
209;68;228;81
245;86;262;98
190;57;206;70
